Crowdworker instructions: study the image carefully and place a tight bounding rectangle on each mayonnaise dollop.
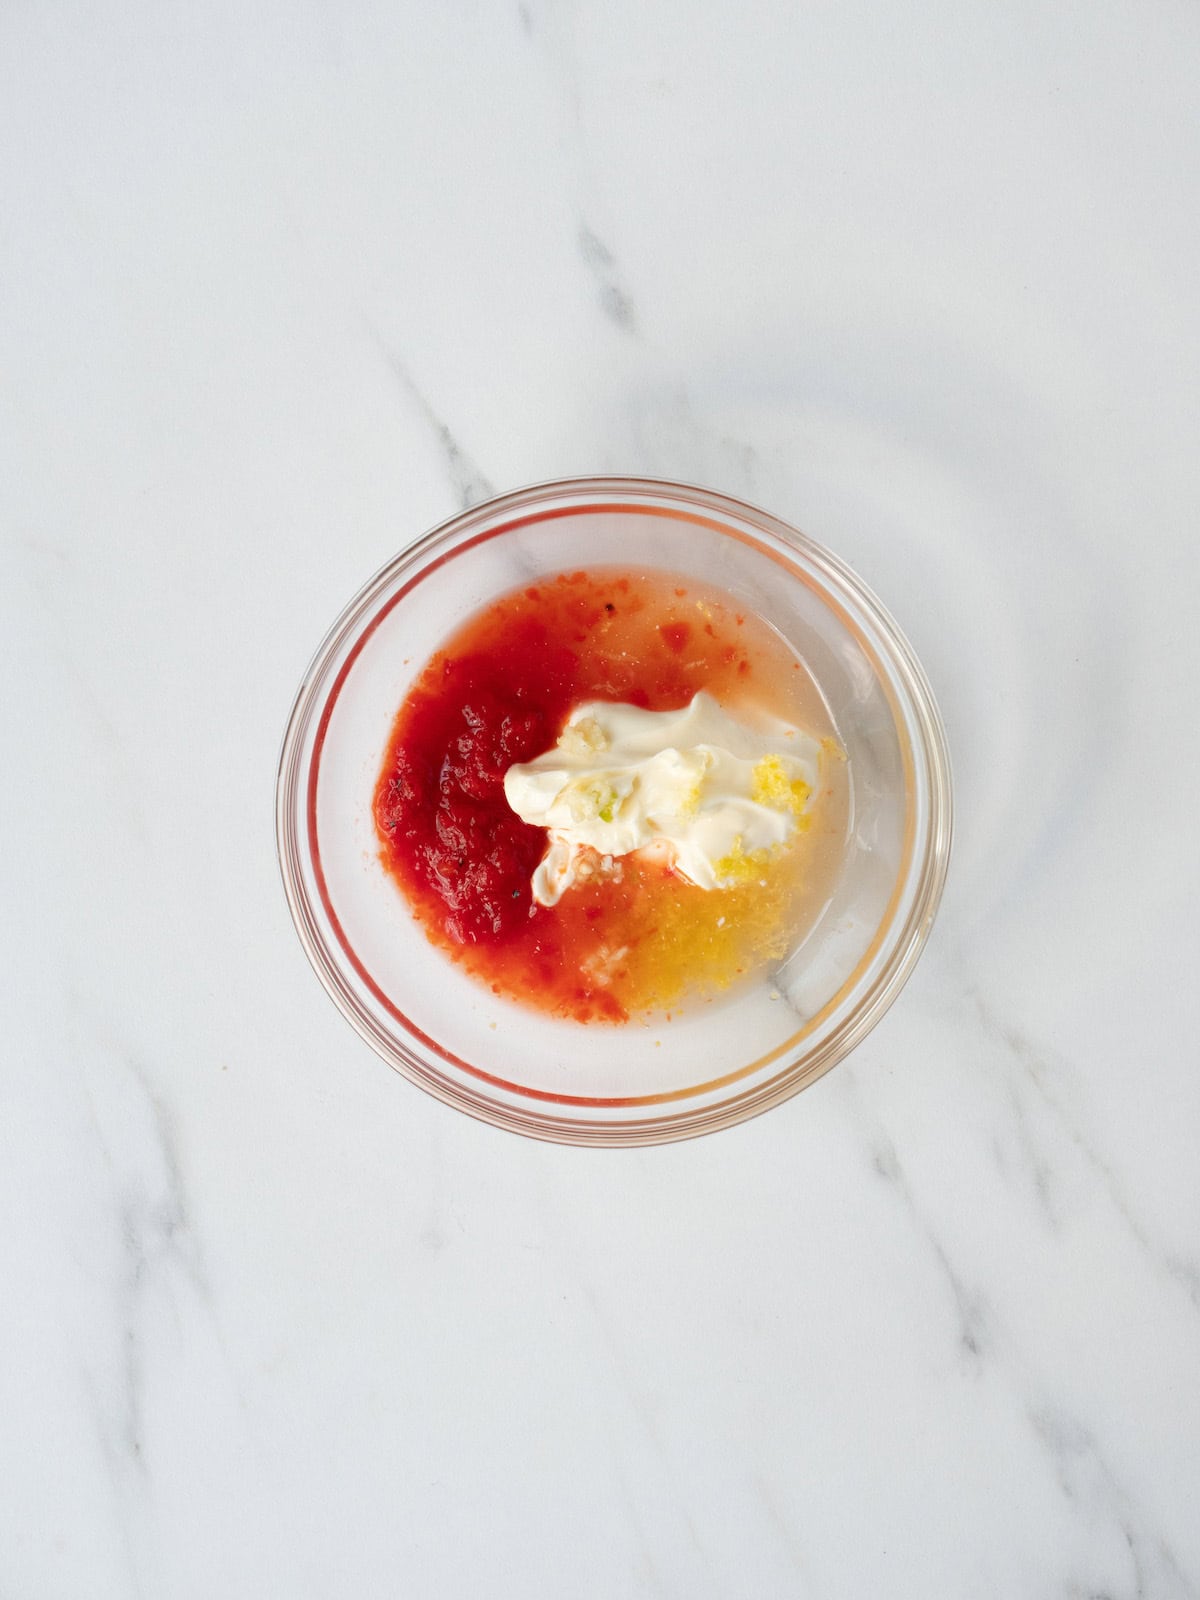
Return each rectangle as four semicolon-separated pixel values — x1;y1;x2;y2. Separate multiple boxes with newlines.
503;692;822;905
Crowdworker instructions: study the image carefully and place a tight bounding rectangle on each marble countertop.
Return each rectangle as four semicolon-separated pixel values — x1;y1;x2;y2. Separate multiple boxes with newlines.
3;2;1199;1595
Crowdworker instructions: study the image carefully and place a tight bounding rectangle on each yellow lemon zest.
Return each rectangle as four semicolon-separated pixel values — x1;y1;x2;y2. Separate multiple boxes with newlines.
751;755;812;819
676;781;702;818
714;835;778;886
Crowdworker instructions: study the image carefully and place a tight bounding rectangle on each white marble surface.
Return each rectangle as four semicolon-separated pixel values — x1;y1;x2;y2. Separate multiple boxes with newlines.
3;1;1199;1594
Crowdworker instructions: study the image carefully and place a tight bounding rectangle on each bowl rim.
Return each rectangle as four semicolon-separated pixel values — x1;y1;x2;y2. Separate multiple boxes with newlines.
276;474;953;1144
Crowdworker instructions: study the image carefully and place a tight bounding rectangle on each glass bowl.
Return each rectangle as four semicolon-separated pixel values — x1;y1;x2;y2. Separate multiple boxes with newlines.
276;477;952;1145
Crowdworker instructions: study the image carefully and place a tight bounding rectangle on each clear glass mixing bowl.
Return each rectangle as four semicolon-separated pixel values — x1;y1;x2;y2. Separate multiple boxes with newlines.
276;477;952;1144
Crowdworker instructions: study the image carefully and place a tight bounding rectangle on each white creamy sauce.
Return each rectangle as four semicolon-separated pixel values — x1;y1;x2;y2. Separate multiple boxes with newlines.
503;692;821;905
